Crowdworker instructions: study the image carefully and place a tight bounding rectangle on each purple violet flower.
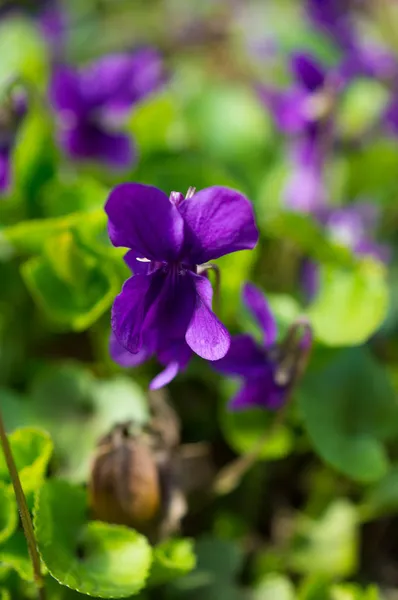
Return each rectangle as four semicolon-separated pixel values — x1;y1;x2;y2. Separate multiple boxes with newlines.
214;283;312;411
258;52;336;211
106;183;259;383
50;49;165;167
0;87;28;195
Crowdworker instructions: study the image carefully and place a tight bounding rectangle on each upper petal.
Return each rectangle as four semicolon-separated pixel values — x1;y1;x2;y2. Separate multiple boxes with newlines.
290;52;326;91
243;283;277;348
179;186;259;264
105;183;184;261
185;273;230;360
213;334;266;378
80;49;164;114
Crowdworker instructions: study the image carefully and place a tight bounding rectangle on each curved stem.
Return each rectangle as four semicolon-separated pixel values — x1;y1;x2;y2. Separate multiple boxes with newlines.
0;410;46;600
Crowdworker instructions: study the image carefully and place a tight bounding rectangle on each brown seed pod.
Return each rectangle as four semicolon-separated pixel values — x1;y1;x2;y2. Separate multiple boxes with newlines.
89;423;162;534
89;391;188;542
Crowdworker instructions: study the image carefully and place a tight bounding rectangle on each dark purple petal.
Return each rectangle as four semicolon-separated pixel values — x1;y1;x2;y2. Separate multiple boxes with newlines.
60;122;134;168
111;274;154;354
305;0;356;50
185;273;230;360
290;52;326;91
354;239;391;263
179;186;258;264
243;283;277;348
50;66;83;116
0;149;11;193
106;183;184;261
142;270;197;347
213;334;266;378
257;85;308;134
109;331;153;367
229;372;286;411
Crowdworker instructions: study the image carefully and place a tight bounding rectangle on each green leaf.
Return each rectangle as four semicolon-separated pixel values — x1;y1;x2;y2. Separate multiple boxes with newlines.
34;480;153;598
147;538;196;587
194;536;243;581
299;348;397;482
29;365;149;481
330;584;382;600
308;259;389;346
265;211;355;267
41;176;109;218
347;139;398;202
254;574;296;600
21;230;119;331
290;500;358;578
0;18;48;89
337;79;388;139
0;428;53;501
0;531;34;582
0;483;17;544
2;209;106;255
0;589;10;600
220;388;293;461
185;83;271;166
129;92;187;154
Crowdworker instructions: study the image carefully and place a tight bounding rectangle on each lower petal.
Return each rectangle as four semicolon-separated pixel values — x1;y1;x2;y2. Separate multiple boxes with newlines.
111;274;155;354
109;331;153;367
150;362;180;390
185;274;230;361
0;150;11;193
213;335;266;378
61;123;134;168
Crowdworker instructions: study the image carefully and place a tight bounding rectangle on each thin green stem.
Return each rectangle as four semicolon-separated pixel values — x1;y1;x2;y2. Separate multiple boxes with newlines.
0;410;46;600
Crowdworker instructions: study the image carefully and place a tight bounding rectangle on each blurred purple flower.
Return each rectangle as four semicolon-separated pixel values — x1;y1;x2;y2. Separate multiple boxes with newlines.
106;183;259;382
258;52;336;211
50;49;165;167
0;87;28;195
214;283;312;411
306;0;398;81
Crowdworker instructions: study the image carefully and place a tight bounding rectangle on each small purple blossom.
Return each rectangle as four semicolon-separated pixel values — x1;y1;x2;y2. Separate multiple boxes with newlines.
0;86;28;195
214;283;312;411
258;52;336;211
106;183;259;386
50;49;165;167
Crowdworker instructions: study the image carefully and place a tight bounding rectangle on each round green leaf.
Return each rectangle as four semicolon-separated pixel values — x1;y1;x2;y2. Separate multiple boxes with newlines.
0;483;17;544
361;466;398;520
148;538;196;587
308;259;389;346
290;500;358;578
254;574;296;600
34;480;152;598
0;428;53;500
30;365;148;481
299;348;397;482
